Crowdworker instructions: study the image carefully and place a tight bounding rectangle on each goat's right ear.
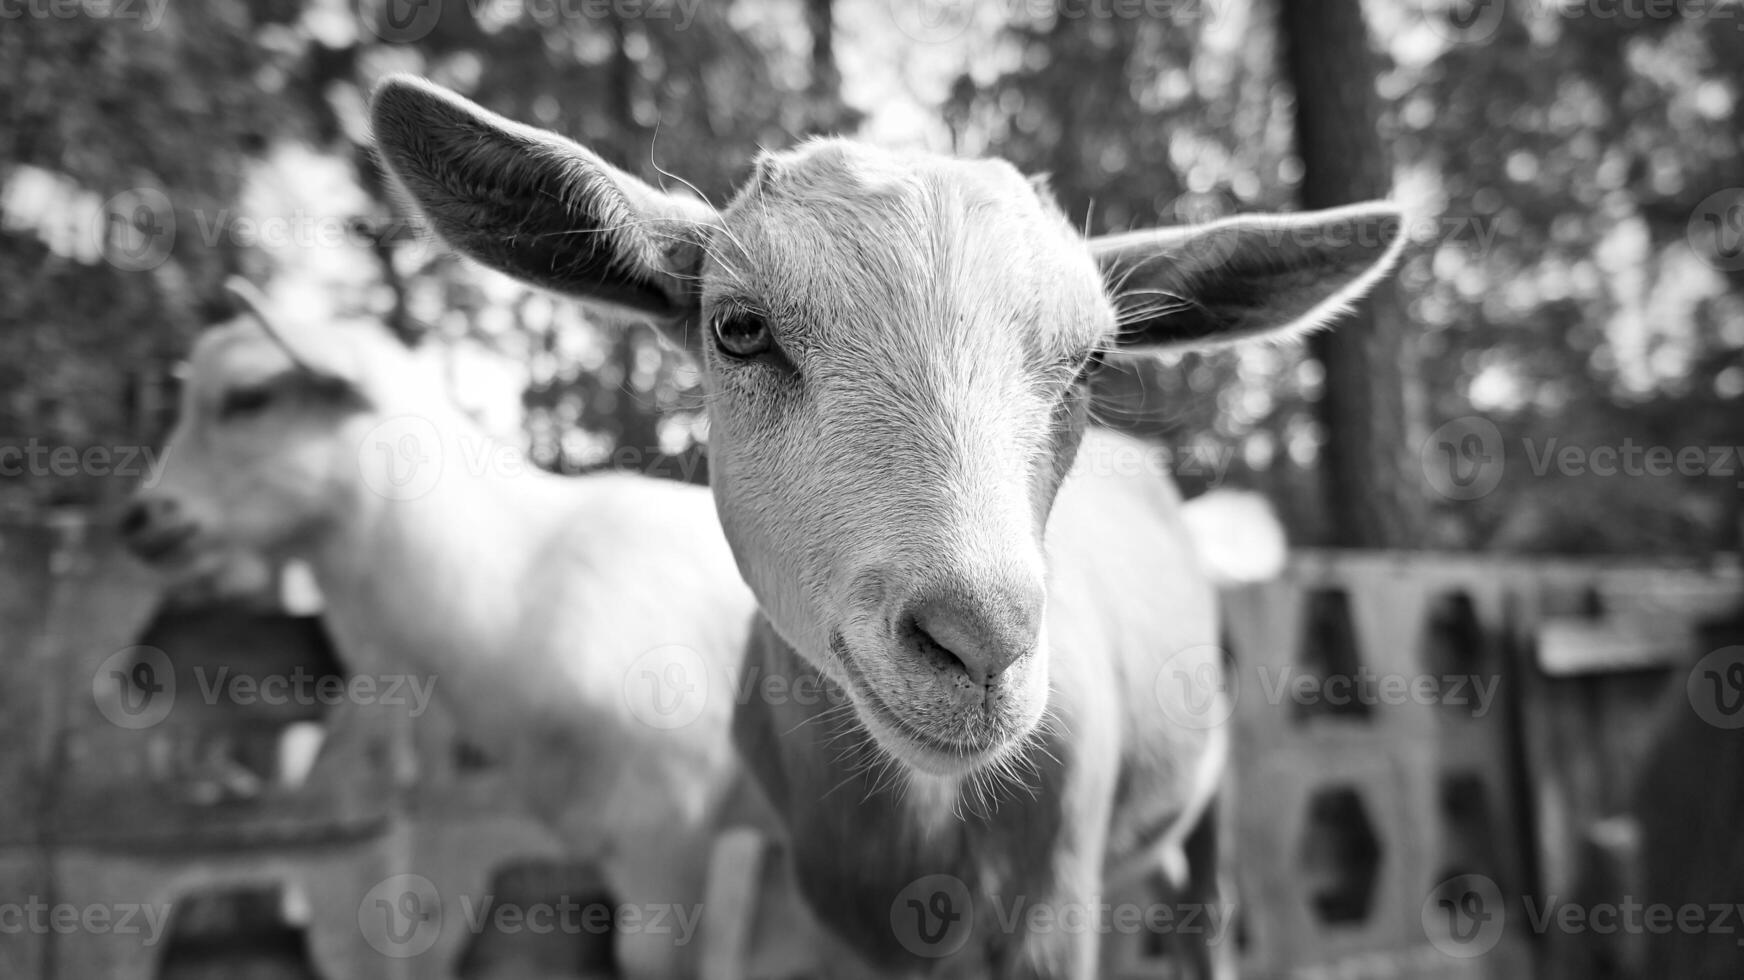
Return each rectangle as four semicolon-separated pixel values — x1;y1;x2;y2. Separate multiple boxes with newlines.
369;75;716;341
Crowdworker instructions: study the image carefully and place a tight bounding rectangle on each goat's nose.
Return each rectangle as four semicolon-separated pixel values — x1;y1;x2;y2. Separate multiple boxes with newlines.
900;583;1043;688
120;495;179;538
119;495;196;560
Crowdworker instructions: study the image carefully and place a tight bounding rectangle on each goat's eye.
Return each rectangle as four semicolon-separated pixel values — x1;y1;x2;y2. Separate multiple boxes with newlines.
219;386;274;419
712;311;774;359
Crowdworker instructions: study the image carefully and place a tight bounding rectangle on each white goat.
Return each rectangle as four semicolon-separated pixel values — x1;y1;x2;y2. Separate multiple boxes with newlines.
122;286;763;980
371;74;1405;980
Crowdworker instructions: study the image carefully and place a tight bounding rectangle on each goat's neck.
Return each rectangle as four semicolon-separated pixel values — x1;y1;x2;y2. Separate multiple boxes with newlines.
734;616;1076;964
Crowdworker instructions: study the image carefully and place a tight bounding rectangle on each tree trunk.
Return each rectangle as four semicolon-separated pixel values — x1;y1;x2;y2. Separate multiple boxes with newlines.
803;0;850;135
1280;0;1425;548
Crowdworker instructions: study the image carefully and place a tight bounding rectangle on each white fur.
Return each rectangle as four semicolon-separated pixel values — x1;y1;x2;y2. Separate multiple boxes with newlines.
362;77;1410;980
1180;489;1289;585
130;309;759;980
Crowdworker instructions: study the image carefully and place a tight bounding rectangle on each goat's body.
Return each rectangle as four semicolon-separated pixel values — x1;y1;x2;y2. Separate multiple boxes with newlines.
733;428;1226;978
310;458;751;810
128;308;763;979
298;420;758;976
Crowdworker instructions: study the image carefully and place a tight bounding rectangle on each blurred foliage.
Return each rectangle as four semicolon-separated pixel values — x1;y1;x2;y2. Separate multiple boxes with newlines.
0;0;1740;553
946;0;1744;553
0;0;848;509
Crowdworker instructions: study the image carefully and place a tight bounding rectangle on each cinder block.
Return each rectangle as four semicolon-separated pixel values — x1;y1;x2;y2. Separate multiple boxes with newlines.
1224;554;1533;980
51;831;410;980
46;536;402;847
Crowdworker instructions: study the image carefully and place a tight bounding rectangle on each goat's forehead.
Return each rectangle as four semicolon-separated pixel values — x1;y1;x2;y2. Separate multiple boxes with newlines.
710;141;1112;352
725;141;1059;241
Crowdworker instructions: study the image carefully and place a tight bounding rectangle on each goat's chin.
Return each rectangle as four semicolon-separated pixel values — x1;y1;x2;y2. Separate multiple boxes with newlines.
132;541;277;601
836;647;1049;780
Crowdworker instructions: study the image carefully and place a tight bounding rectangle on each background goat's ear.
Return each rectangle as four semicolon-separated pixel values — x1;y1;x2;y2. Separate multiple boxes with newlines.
1093;203;1406;352
369;74;717;340
223;277;359;386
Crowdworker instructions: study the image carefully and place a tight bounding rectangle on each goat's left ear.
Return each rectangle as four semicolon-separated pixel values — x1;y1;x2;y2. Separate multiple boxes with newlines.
369;75;717;346
1092;203;1406;351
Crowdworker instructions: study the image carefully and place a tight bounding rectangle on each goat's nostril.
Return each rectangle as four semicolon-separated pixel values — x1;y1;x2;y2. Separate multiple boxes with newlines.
907;613;974;681
120;500;152;537
903;592;1038;688
121;496;182;539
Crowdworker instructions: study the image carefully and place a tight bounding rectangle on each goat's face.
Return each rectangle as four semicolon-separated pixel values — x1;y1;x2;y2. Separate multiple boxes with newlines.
370;76;1406;777
694;146;1112;772
122;315;383;577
